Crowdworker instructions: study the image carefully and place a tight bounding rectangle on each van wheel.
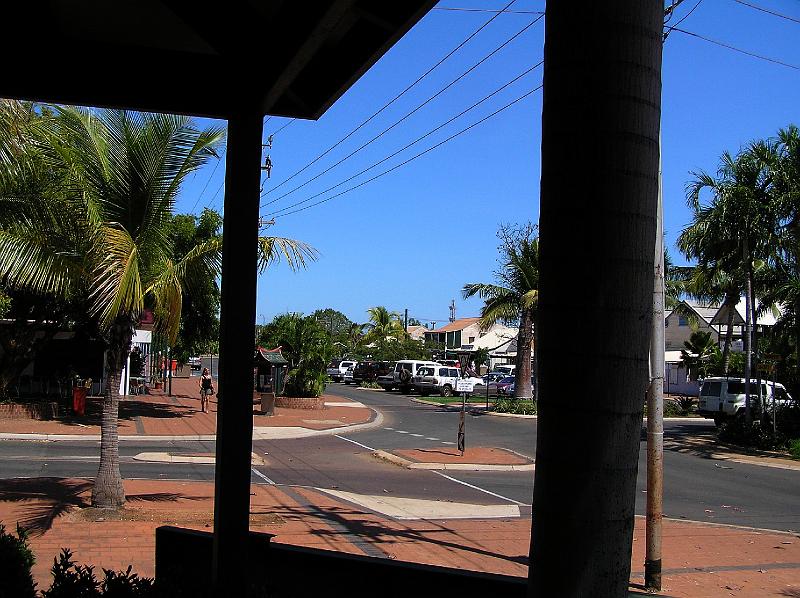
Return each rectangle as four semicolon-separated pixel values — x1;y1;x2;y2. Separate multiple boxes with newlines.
441;385;453;398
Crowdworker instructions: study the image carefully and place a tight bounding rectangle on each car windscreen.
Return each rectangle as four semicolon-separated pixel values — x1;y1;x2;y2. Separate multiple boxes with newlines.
418;367;435;376
500;377;515;383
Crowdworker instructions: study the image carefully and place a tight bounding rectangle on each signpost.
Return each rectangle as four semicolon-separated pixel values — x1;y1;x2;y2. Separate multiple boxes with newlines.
455;351;474;456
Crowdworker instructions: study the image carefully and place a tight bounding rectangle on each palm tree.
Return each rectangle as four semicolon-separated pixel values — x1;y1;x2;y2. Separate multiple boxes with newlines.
463;223;539;400
365;306;405;344
0;105;316;508
680;146;777;421
680;330;718;381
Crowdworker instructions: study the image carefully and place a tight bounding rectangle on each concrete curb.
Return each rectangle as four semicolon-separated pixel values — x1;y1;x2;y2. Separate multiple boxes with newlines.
0;407;384;443
410;398;538;419
373;449;535;472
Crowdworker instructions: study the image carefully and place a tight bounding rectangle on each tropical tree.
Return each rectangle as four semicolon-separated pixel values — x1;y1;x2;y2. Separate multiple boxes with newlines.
257;313;332;397
680;330;718;380
679;146;777;421
364;306;405;344
463;223;539;400
0;105;317;508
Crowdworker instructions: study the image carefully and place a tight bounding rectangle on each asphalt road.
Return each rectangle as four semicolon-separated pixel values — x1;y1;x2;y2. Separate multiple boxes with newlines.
1;383;798;531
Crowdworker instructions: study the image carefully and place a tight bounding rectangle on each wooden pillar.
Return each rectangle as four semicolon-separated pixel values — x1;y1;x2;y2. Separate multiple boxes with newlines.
212;107;263;595
529;2;663;596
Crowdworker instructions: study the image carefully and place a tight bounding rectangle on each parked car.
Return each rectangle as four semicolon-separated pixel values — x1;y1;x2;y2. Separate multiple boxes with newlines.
698;376;794;426
506;377;536;397
188;356;201;371
327;359;357;382
413;365;483;397
390;359;442;393
494;365;516;376
352;361;394;385
494;376;516;396
483;371;508;384
343;366;355;385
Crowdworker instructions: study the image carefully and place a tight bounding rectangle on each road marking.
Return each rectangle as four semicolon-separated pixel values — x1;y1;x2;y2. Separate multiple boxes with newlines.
396;430;409;434
251;467;275;485
383;427;394;430
318;488;521;520
409;433;424;437
432;471;530;506
441;441;456;445
334;435;375;451
425;437;440;441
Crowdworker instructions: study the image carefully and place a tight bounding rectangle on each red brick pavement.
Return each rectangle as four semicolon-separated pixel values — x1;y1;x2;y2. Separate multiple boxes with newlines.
2;477;798;597
0;376;373;437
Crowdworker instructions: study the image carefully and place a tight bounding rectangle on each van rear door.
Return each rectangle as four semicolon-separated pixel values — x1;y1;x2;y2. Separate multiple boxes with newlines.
700;380;723;412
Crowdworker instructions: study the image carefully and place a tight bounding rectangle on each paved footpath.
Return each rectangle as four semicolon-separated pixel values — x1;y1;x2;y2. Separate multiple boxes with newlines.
0;379;798;595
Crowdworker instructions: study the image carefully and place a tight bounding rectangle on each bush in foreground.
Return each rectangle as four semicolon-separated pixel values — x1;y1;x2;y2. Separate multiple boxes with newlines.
0;523;37;598
494;397;537;415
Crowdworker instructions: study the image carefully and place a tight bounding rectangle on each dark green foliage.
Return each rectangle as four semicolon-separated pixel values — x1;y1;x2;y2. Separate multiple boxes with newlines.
718;418;788;451
257;313;332;397
42;549;156;598
675;396;695;415
789;438;800;459
42;549;100;597
368;336;429;362
167;209;222;363
0;523;37;598
680;331;718;380
494;397;537;415
310;308;354;339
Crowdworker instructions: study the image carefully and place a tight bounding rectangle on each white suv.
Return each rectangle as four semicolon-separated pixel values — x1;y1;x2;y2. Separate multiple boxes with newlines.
391;360;441;393
413;366;483;398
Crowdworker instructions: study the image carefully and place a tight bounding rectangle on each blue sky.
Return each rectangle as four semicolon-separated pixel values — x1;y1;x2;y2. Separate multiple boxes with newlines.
174;1;800;328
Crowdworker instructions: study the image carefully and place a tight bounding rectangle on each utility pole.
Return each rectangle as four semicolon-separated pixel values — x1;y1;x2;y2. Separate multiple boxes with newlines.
449;300;456;323
404;308;408;332
645;136;665;591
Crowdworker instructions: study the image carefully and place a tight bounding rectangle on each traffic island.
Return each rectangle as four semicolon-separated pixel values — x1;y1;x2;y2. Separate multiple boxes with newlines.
374;446;535;471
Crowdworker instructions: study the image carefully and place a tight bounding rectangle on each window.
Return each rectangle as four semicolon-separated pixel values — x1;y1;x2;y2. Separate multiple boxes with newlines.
439;368;449;376
468;336;475;343
678;316;688;326
664;319;669;327
449;368;459;377
726;382;745;395
700;381;722;397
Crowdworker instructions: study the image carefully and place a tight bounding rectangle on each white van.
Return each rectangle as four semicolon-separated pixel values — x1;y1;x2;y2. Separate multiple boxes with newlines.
494;364;516;376
698;376;793;425
389;360;441;393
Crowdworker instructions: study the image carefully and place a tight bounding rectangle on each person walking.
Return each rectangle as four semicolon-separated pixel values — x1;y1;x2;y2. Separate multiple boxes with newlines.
199;367;214;413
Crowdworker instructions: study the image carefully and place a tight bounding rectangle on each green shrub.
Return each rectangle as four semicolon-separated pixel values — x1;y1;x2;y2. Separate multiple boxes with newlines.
0;523;37;598
359;381;381;389
42;549;155;598
494;397;537;415
718;417;789;451
789;438;800;460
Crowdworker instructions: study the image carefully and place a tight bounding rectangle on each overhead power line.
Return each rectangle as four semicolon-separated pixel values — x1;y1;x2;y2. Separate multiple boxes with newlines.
732;0;800;25
191;153;222;213
268;118;296;137
266;62;543;217
670;27;800;70
433;7;543;15
262;15;543;210
260;0;520;198
272;83;543;220
663;0;703;39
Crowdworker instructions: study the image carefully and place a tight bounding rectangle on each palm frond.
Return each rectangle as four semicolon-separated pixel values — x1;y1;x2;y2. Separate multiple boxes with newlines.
258;236;319;273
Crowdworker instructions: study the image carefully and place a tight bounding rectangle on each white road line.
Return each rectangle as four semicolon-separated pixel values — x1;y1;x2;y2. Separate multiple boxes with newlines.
432;471;529;506
425;437;440;441
384;427;395;430
251;467;275;485
441;441;456;445
334;434;376;451
396;430;409;434
409;433;424;437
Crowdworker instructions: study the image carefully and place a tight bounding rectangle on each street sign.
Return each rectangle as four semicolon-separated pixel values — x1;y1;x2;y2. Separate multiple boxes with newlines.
456;379;475;393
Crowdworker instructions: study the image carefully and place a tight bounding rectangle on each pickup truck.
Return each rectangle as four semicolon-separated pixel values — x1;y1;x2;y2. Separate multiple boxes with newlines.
327;360;357;383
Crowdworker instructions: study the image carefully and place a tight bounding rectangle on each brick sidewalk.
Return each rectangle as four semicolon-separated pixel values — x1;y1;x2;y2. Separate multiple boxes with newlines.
0;376;373;437
1;477;797;597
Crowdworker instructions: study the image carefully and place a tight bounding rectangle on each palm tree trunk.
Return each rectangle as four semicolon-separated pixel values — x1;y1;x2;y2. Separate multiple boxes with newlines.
514;306;534;400
721;292;737;374
91;315;133;509
529;2;663;596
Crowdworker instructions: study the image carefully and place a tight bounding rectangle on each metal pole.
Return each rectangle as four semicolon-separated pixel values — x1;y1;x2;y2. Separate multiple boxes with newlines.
744;239;753;425
212;107;262;596
645;135;665;591
167;346;172;397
